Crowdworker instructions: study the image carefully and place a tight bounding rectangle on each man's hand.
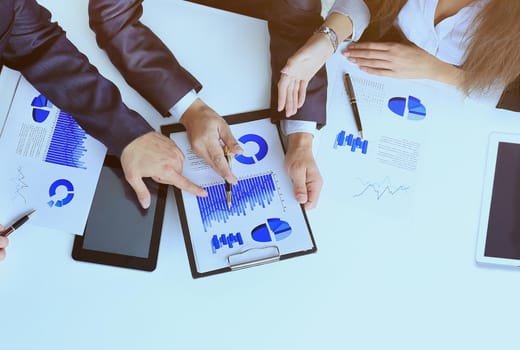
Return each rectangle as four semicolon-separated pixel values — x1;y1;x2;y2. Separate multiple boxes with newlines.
278;33;333;117
285;133;323;210
180;99;242;183
121;131;207;209
0;225;8;261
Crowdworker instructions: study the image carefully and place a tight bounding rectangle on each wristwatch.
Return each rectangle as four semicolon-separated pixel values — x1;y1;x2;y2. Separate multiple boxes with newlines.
315;26;338;52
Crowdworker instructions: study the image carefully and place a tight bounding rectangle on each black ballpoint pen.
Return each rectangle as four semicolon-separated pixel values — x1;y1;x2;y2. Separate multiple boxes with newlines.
0;209;36;237
224;146;232;209
225;181;231;210
343;73;364;139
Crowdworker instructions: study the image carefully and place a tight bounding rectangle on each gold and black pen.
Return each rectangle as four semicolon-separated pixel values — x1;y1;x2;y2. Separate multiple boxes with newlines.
224;146;232;209
343;73;364;139
0;209;36;237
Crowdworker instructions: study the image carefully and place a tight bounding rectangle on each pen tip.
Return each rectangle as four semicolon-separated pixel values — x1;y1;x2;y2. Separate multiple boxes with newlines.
27;209;36;218
359;131;363;139
226;193;232;210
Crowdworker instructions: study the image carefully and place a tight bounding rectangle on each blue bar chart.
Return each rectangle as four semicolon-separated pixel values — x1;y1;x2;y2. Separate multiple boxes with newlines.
211;233;244;254
197;172;279;232
45;111;88;169
334;130;369;154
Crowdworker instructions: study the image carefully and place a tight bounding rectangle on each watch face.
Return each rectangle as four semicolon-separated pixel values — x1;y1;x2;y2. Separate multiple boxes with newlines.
317;26;338;52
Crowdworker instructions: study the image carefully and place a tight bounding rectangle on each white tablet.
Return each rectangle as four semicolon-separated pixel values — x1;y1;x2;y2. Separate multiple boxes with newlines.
476;132;520;266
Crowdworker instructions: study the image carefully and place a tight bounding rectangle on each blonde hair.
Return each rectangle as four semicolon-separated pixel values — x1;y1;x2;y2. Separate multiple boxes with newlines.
365;0;520;93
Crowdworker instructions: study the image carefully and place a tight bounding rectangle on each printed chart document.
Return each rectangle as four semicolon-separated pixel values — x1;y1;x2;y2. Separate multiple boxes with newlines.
0;68;106;234
162;111;316;277
322;51;437;219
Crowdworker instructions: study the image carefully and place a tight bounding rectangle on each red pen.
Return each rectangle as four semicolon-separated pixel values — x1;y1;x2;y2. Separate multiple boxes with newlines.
0;209;36;237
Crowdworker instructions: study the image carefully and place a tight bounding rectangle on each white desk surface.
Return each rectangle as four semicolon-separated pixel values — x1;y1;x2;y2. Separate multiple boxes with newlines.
2;1;520;349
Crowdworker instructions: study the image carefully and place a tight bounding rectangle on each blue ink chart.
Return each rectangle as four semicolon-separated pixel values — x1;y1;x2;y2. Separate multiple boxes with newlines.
162;111;316;278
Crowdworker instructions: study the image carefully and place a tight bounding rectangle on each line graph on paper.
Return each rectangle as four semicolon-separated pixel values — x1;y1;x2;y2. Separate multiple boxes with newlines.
10;166;29;204
196;172;286;232
353;177;410;201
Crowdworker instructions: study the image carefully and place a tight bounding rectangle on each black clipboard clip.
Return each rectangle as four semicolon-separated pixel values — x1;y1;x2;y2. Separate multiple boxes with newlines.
227;246;280;270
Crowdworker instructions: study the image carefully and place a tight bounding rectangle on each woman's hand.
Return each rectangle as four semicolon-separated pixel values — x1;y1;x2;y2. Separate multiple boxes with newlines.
344;42;459;83
278;33;334;117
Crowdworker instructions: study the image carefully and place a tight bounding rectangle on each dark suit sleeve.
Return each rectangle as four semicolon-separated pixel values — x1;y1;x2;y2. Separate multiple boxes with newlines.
267;0;327;128
88;0;202;117
184;0;327;128
3;0;153;156
497;75;520;112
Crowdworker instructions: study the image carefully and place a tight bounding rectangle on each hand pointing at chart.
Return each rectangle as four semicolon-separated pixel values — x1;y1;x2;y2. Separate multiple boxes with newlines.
121;132;207;209
180;99;243;185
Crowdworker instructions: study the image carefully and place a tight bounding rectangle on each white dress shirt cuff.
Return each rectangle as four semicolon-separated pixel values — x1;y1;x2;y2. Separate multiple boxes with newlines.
328;0;370;42
280;119;317;137
168;89;198;122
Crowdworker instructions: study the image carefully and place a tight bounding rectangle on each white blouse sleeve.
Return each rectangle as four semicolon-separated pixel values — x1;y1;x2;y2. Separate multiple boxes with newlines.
328;0;371;41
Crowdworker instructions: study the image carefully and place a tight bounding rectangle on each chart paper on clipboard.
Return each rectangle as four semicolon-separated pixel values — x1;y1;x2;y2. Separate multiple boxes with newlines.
161;110;316;277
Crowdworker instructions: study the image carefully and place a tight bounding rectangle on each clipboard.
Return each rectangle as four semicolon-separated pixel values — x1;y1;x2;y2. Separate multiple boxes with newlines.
161;110;317;278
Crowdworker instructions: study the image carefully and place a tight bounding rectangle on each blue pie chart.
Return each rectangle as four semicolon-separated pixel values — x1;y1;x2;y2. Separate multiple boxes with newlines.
32;109;50;123
235;134;268;165
388;97;406;116
388;95;426;121
251;224;271;242
251;218;292;242
268;218;292;241
31;94;52;108
31;94;53;123
407;96;426;120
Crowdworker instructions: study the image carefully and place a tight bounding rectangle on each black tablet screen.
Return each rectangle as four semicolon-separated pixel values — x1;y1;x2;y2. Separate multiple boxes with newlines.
82;165;158;258
485;142;520;259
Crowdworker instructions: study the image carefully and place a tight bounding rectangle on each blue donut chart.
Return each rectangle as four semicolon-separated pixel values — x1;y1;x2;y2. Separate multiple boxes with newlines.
234;134;268;165
48;179;75;208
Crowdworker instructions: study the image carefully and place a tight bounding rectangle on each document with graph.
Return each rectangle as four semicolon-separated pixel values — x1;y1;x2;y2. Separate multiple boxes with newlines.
162;111;316;277
0;68;106;234
323;52;437;219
